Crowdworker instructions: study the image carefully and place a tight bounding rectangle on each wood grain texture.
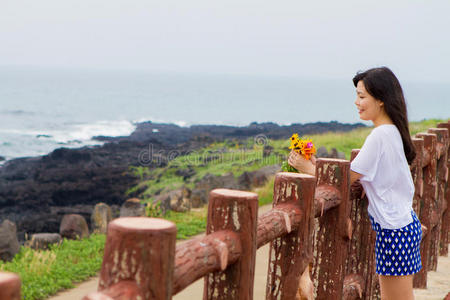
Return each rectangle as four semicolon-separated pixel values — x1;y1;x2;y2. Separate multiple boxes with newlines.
265;172;315;300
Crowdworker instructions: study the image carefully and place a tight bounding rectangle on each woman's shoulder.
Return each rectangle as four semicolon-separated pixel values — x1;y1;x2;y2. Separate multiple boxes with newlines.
370;124;399;140
363;125;401;153
370;125;405;156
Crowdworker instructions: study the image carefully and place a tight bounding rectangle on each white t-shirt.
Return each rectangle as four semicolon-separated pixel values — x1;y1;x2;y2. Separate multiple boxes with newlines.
350;124;414;229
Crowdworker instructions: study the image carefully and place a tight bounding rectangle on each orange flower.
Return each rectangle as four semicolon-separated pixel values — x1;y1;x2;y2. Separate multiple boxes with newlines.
288;134;316;160
301;139;316;160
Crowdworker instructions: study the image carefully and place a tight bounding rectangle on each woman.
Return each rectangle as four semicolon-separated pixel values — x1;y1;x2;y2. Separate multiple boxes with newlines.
288;67;422;300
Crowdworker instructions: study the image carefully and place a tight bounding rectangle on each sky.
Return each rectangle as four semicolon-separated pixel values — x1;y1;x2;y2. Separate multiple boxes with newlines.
1;0;449;82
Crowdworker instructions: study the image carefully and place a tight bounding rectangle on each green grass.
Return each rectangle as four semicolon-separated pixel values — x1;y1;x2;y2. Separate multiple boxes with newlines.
165;209;207;239
0;234;105;300
126;143;281;201
409;118;448;135
255;176;275;207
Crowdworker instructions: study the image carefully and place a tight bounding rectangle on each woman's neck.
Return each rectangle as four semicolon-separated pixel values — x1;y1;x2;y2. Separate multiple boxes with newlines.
373;113;394;128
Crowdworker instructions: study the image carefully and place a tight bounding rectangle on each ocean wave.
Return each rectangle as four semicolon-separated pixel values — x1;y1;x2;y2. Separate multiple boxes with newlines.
49;120;136;143
0;120;136;143
132;117;191;127
0;120;136;162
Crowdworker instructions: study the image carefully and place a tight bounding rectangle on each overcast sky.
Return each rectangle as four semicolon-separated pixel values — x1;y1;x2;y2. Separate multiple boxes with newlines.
1;0;449;82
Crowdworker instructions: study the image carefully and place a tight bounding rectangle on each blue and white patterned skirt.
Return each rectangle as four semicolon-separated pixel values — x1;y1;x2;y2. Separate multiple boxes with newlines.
368;210;423;276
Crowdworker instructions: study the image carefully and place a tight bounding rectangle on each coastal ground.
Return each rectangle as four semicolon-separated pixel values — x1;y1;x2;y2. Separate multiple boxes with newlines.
49;205;450;300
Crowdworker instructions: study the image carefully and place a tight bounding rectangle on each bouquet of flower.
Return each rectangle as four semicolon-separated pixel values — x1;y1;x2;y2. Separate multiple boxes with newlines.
281;133;317;172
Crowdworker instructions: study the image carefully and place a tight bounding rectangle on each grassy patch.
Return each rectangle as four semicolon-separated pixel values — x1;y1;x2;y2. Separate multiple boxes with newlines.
409;118;448;135
255;176;275;207
165;209;207;239
127;142;282;202
0;234;105;300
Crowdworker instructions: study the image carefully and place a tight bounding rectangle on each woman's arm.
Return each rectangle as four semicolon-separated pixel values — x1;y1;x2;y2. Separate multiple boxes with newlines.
288;150;363;184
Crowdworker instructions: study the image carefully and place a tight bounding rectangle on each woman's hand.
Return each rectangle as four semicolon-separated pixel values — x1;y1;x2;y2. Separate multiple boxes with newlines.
288;150;316;176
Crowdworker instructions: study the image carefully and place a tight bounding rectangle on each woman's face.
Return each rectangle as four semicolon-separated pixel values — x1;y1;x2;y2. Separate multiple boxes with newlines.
355;80;384;122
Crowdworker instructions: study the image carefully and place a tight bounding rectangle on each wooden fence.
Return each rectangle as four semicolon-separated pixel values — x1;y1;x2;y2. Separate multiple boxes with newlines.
0;121;448;300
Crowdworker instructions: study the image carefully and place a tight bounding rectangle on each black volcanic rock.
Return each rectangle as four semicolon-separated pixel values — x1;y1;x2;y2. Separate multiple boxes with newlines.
0;141;165;238
0;120;365;239
0;220;20;261
27;233;62;250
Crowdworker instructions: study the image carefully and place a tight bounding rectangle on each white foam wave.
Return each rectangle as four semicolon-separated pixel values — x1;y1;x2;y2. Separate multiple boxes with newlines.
0;120;136;143
132;117;191;127
50;120;136;143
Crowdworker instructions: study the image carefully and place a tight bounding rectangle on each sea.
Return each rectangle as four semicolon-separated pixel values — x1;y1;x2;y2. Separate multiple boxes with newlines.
0;66;448;164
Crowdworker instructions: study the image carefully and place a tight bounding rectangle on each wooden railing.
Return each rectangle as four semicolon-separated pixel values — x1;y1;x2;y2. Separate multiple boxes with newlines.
81;174;317;300
0;121;448;300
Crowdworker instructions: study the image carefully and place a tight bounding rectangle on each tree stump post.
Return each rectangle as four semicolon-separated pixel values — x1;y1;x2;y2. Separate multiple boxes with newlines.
84;217;177;300
411;138;425;215
0;272;21;300
203;189;258;300
428;128;449;270
411;138;426;290
265;172;316;300
311;158;351;300
414;133;437;288
437;121;450;256
344;150;378;300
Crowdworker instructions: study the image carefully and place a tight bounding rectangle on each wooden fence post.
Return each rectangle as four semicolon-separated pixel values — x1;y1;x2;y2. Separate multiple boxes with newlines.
411;138;427;290
265;172;316;300
344;150;378;300
311;158;351;299
414;132;437;288
411;138;425;216
84;217;177;300
427;128;449;270
437;121;450;256
203;189;258;300
0;272;21;300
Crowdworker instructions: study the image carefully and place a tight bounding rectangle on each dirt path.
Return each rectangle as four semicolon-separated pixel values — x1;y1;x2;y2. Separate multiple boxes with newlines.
49;204;450;299
49;277;99;300
413;254;450;300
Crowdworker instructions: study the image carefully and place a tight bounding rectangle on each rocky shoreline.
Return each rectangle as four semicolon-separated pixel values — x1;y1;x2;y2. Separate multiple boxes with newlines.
0;120;365;240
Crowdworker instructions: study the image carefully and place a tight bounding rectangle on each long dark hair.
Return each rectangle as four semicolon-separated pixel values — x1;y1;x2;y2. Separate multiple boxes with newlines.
352;67;416;164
